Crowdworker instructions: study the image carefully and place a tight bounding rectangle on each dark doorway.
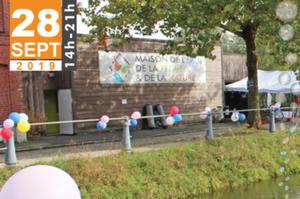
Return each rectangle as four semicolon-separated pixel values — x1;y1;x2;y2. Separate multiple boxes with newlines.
225;91;248;111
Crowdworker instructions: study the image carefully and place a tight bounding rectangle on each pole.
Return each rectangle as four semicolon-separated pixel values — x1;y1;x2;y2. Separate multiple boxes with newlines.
206;111;214;140
5;128;17;166
269;107;276;133
122;116;132;152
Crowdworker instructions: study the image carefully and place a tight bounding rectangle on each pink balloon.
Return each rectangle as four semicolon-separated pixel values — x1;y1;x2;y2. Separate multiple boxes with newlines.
0;165;81;199
100;115;110;123
205;107;211;112
3;119;14;129
274;102;281;109
131;111;141;120
169;106;180;116
200;111;208;120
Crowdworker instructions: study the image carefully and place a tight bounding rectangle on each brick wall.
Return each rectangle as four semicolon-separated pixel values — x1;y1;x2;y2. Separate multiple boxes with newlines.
0;67;24;120
0;0;24;121
74;39;223;128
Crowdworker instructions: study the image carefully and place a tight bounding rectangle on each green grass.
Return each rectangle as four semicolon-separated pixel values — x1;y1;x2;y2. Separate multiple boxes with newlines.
1;131;300;199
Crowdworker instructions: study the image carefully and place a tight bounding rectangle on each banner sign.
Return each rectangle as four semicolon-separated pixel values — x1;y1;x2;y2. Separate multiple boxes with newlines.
10;0;76;71
99;51;206;84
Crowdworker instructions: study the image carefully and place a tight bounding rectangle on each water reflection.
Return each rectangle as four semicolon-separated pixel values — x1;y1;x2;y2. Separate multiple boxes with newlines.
202;175;300;199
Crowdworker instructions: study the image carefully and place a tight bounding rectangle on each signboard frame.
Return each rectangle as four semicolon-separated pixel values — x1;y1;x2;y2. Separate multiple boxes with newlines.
9;0;77;71
99;51;207;85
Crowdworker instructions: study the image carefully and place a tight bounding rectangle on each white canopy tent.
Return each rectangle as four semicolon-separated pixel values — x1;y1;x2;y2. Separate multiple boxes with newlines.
225;70;299;94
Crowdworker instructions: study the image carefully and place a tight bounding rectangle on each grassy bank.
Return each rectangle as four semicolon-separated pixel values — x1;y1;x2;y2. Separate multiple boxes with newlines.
1;132;300;198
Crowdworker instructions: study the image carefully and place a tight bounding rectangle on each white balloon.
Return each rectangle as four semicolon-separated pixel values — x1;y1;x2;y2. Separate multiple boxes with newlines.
19;113;29;122
278;72;292;85
0;165;81;199
231;112;240;122
279;24;295;41
285;53;297;65
276;1;298;23
3;119;14;129
166;116;175;126
205;107;211;112
225;109;230;116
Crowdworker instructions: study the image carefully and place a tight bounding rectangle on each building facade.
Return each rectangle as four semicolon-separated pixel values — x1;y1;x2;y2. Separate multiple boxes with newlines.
73;39;223;129
0;0;24;120
223;54;247;84
18;39;223;133
0;0;223;132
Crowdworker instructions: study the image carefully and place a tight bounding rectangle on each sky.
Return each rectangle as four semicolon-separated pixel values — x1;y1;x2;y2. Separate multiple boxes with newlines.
77;0;89;35
77;0;169;40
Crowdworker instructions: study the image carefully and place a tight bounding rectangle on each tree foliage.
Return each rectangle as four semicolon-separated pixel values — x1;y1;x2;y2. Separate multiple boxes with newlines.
83;1;299;58
221;33;246;55
83;0;300;127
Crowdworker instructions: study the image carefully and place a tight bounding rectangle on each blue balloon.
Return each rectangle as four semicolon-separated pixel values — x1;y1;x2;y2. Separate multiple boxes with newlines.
96;121;107;129
239;113;246;122
9;112;20;124
130;119;138;126
173;114;183;122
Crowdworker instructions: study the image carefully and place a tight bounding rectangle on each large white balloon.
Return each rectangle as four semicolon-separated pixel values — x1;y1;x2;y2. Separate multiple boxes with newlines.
0;165;81;199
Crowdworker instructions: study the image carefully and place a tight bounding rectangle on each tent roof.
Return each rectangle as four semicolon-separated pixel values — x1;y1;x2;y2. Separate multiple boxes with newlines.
225;70;299;93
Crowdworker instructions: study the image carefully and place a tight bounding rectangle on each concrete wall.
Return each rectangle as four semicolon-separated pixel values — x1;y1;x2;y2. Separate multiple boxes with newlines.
73;39;223;129
223;54;247;83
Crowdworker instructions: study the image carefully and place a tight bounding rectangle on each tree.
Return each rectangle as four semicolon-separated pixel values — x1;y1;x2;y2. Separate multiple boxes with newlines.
83;0;300;128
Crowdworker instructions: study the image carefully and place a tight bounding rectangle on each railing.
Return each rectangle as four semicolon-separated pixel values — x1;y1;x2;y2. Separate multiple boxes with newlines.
1;106;297;166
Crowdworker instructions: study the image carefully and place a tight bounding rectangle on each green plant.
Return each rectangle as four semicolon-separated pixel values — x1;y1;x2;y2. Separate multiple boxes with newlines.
1;132;300;198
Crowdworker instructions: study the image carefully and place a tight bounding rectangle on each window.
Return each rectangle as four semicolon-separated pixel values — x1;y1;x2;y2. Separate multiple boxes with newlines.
0;0;4;32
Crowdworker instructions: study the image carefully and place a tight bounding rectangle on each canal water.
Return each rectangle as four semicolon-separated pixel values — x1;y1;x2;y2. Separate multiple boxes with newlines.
203;175;300;199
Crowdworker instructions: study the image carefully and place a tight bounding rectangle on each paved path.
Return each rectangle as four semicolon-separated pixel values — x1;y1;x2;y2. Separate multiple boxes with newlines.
0;122;244;166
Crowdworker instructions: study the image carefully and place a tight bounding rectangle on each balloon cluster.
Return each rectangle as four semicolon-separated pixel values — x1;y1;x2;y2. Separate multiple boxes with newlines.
231;111;246;122
96;115;110;130
166;106;183;126
0;112;30;141
129;111;141;127
199;107;211;120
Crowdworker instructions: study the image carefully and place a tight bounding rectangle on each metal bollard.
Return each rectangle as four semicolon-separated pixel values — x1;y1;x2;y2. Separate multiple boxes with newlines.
205;111;214;140
5;128;17;166
269;107;276;133
122;116;132;152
